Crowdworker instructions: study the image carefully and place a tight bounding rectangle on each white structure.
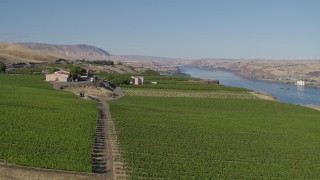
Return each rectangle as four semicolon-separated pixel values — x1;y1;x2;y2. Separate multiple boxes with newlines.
90;77;96;82
296;80;305;86
45;70;70;82
131;76;144;85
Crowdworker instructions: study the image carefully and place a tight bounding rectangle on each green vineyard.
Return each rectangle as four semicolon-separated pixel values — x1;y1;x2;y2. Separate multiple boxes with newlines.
122;83;248;91
122;88;256;99
110;94;320;179
0;75;97;172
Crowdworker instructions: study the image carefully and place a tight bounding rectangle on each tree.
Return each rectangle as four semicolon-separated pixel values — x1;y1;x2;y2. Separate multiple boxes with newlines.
105;60;114;66
48;67;59;74
110;76;131;85
70;66;87;80
142;69;160;75
70;66;86;74
0;62;6;72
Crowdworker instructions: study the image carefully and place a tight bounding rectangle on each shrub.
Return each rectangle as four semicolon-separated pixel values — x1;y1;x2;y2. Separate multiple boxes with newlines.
142;69;160;76
0;62;6;72
48;67;59;74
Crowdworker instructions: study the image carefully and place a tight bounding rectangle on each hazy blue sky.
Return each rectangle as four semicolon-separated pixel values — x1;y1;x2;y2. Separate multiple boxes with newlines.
0;0;319;59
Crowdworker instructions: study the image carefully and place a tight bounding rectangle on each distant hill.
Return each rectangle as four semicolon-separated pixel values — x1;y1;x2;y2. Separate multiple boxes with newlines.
18;42;111;60
112;55;194;66
0;42;68;63
115;55;187;62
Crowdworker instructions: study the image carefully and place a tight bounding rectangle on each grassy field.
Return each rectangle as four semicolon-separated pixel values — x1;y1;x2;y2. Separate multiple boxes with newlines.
0;74;97;172
110;87;320;178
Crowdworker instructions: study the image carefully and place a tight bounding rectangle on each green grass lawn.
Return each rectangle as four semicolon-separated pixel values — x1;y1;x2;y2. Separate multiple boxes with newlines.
110;96;320;179
0;74;97;172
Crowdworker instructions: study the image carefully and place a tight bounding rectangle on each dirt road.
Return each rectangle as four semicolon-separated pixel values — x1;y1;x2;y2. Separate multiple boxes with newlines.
0;162;103;180
90;97;114;179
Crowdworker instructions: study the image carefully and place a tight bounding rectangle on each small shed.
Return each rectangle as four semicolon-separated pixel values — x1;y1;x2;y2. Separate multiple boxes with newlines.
131;76;144;85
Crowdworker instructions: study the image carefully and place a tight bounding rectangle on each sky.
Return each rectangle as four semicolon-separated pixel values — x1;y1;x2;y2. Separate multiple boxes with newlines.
0;0;319;59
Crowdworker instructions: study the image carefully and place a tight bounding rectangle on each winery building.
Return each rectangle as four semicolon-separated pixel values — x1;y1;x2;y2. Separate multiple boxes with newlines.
131;76;144;85
45;70;71;82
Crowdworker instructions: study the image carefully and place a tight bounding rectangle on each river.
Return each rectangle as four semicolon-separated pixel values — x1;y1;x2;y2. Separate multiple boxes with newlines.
179;66;320;105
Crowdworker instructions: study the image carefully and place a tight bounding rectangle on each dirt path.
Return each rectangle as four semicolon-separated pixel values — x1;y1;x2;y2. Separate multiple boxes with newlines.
251;90;277;101
51;81;95;90
113;87;123;97
0;161;103;180
104;103;127;179
90;97;113;179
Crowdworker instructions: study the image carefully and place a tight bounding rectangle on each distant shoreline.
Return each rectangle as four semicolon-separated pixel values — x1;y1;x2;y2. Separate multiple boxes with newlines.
179;65;320;105
188;65;320;89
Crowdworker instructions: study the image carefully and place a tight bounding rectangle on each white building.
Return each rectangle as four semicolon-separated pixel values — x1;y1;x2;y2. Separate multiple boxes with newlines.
296;80;305;86
131;76;144;85
45;70;70;82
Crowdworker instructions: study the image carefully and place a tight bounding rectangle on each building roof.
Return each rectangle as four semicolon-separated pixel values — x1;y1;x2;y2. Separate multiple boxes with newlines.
131;76;144;78
55;70;70;75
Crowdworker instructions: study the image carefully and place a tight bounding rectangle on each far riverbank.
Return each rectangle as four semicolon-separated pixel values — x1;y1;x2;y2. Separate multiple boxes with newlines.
179;66;320;106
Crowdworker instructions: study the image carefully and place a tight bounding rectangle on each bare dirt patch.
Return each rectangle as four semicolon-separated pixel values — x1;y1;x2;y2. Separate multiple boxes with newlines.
303;105;320;111
0;161;105;180
64;84;113;99
250;91;277;101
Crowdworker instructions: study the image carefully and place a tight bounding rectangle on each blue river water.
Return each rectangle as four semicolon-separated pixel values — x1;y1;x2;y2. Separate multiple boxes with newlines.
179;66;320;105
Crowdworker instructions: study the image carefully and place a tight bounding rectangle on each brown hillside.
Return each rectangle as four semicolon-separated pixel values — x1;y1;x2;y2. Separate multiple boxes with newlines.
18;42;111;60
0;42;68;63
